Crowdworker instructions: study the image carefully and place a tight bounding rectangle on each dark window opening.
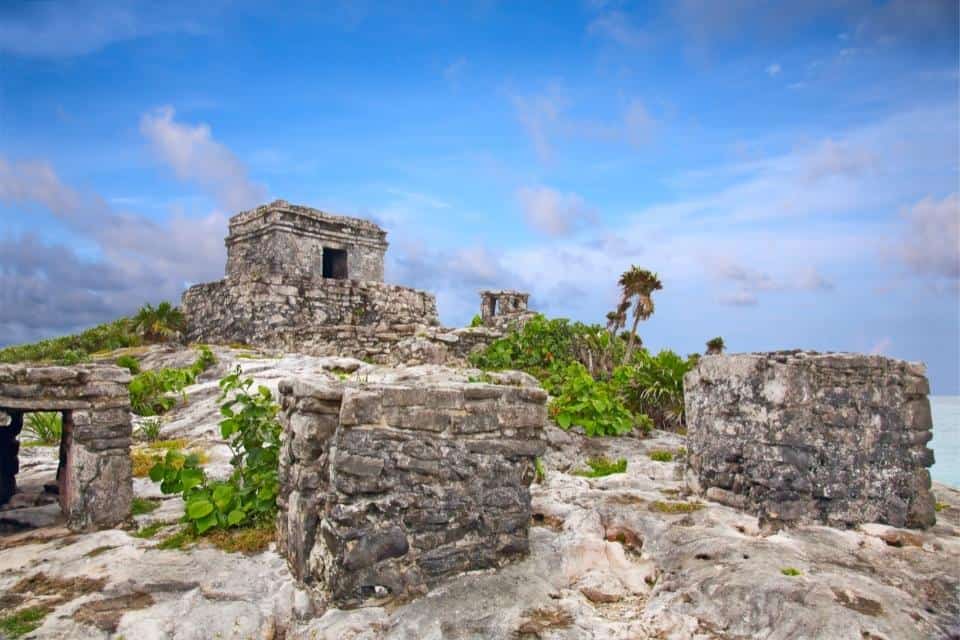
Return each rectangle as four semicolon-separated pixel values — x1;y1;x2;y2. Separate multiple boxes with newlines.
322;248;348;280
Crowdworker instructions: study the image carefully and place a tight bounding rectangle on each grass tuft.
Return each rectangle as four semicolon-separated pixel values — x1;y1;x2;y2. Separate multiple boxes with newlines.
131;497;160;516
132;522;165;539
572;457;627;478
781;567;802;577
648;449;674;462
204;525;275;554
0;606;52;638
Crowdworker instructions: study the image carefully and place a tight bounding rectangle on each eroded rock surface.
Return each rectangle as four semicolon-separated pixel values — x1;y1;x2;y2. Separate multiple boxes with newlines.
1;347;956;639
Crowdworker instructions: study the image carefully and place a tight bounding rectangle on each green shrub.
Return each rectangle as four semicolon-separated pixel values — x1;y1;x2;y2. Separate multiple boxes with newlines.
129;346;216;416
548;363;635;436
0;318;140;365
781;567;801;577
648;449;674;462
613;349;696;430
469;315;621;379
469;314;484;327
148;367;280;535
23;412;62;445
573;457;627;478
116;354;141;374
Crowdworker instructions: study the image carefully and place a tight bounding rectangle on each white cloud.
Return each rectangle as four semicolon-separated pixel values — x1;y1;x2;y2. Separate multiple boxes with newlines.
517;186;595;236
587;10;649;48
443;57;468;89
511;89;658;163
0;1;213;58
898;193;960;281
766;63;781;76
0;153;233;343
140;106;266;213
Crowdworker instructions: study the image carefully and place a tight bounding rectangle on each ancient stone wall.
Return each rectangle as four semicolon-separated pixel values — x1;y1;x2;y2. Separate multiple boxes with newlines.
684;351;936;529
276;374;547;608
0;364;133;531
182;275;439;361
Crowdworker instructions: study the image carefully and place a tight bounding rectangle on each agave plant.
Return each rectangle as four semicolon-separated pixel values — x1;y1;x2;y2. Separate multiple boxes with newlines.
23;412;63;445
617;266;663;360
706;336;725;355
132;302;186;343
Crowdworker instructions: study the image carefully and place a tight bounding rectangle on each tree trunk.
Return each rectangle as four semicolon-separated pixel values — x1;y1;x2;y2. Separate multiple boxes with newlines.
625;309;642;361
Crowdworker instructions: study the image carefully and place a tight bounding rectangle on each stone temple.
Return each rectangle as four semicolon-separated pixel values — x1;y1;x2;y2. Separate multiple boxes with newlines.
182;201;439;361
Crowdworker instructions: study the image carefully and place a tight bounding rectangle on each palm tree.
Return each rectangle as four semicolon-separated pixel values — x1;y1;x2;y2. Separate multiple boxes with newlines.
132;302;186;343
618;266;662;360
605;300;631;337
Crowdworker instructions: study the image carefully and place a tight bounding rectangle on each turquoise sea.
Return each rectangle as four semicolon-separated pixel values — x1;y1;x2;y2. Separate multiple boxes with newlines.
930;396;960;488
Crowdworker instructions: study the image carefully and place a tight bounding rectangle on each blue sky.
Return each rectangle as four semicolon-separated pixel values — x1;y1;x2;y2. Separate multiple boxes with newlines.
1;0;958;392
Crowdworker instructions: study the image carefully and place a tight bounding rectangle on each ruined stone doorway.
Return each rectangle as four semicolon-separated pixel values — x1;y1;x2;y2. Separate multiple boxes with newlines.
323;248;348;280
0;410;70;532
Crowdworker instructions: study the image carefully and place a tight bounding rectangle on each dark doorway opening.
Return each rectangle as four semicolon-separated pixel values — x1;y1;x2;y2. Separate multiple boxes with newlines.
1;410;68;529
322;248;348;280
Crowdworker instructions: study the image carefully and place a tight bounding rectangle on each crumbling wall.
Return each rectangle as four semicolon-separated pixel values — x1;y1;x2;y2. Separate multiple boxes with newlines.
182;276;439;361
276;375;546;607
684;351;936;529
0;364;133;531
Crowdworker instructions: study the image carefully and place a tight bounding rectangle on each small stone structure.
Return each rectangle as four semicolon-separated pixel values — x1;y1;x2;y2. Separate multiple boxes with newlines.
684;351;936;530
226;200;388;282
479;290;533;329
276;371;547;607
183;200;439;360
0;364;133;531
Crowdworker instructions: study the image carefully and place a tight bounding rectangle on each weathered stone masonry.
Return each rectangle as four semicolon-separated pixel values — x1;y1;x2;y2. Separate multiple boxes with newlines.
684;352;936;530
0;364;133;531
276;375;547;607
183;200;440;360
183;276;438;361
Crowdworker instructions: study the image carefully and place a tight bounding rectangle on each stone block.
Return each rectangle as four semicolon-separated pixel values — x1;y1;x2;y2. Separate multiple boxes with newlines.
277;372;546;608
685;352;936;529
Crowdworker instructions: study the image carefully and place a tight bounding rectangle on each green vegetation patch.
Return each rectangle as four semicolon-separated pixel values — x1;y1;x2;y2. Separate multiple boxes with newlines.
649;500;704;514
132;522;166;539
0;606;52;638
648;449;675;462
573;457;628;478
131;497;161;516
934;501;948;512
146;367;280;536
781;567;802;577
129;346;216;416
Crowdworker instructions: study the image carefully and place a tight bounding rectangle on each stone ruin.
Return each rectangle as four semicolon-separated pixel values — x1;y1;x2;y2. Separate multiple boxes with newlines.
0;364;133;532
182;200;439;361
479;289;534;330
683;351;936;530
275;369;546;608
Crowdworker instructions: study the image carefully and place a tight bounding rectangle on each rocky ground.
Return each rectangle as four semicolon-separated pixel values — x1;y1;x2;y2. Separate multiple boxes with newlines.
1;345;958;639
